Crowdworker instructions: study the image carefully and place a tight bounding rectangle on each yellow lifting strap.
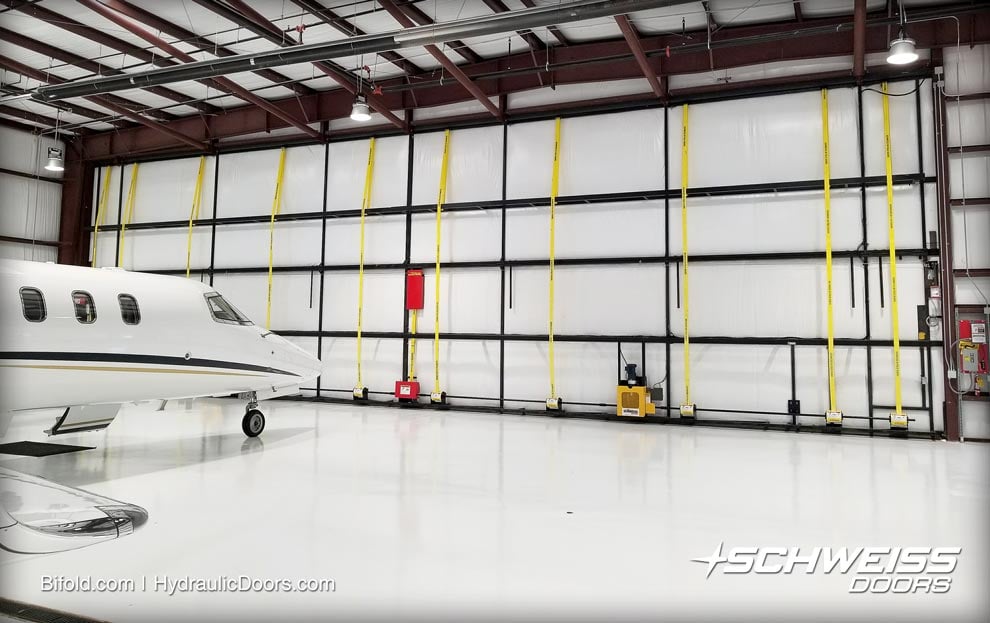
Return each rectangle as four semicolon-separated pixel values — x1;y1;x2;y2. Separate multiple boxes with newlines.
821;89;839;413
265;148;287;331
882;83;905;419
185;156;207;278
356;138;376;387
91;167;112;268
117;163;140;268
433;130;451;394
681;104;691;406
548;118;562;400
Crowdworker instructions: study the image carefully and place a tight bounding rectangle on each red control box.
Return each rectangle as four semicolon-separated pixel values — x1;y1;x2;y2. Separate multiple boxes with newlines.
406;269;424;310
394;380;420;401
960;320;988;374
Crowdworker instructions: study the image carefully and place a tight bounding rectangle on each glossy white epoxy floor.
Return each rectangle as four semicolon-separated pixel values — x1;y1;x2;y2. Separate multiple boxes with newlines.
0;400;987;622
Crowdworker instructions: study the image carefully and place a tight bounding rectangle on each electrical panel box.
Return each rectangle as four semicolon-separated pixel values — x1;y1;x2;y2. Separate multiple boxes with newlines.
959;319;988;395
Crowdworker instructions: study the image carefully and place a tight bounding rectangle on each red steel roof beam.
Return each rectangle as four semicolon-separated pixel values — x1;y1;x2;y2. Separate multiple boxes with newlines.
615;14;665;100
216;0;407;131
100;0;315;97
289;0;423;76
76;0;322;140
379;0;502;120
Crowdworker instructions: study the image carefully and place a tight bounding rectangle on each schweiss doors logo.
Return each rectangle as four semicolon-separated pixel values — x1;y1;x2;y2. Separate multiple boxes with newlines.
692;543;961;594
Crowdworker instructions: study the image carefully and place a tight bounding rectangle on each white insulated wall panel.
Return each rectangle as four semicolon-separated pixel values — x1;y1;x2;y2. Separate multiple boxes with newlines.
668;190;861;255
868;261;928;341
417;268;501;334
324;214;406;265
506;108;665;199
668;88;860;188
327;136;408;212
0;172;60;241
672;260;864;338
90;231;117;268
948;154;990;199
211;272;320;331
505;202;665;259
409;210;501;263
216;146;324;218
212;222;321;268
502;341;618;411
118;228;212;272
0;241;56;262
505;264;665;335
947;98;990;147
127;156;216;223
322;271;404;333
0;127;62;178
92;165;122;226
960;401;990;440
945;44;990;95
412;126;503;205
666;344;870;425
410;339;500;404
319;337;403;392
861;81;927;177
864;184;935;250
951;204;990;270
955;277;990;306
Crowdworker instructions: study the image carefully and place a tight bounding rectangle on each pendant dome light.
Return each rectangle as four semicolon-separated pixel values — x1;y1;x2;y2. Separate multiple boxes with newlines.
887;0;919;65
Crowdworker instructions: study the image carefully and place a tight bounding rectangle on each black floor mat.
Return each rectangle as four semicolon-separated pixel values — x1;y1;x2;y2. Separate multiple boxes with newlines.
0;441;94;457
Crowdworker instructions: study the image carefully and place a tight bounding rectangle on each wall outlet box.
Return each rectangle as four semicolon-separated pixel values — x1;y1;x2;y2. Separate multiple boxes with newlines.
947;369;957;379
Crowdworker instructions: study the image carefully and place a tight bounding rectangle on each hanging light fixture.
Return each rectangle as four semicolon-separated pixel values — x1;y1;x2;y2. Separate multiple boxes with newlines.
887;33;918;65
350;94;372;122
887;0;918;65
44;146;65;172
44;111;64;171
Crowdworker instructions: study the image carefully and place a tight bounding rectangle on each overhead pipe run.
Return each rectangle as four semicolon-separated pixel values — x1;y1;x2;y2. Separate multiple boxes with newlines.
30;0;698;103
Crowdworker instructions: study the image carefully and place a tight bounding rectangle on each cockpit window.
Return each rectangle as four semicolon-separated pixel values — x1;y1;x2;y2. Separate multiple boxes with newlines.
72;291;96;324
205;293;253;326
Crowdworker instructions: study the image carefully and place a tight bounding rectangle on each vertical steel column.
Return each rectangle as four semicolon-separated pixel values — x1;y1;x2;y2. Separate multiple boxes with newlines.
933;75;960;441
663;105;672;416
401;130;416;382
209;154;220;286
113;163;124;267
857;86;876;432
915;78;936;435
58;140;93;266
499;122;509;409
316;142;330;397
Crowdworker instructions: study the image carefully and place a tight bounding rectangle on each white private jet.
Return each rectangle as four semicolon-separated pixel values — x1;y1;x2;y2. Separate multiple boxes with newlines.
0;259;322;439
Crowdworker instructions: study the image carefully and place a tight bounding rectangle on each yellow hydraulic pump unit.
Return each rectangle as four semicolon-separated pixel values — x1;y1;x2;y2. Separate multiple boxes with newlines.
616;364;659;417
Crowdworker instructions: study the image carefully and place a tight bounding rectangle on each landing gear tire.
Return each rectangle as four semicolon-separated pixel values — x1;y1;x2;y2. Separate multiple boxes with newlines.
242;409;265;437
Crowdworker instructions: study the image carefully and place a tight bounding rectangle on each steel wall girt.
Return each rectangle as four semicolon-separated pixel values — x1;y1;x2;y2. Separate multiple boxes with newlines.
73;6;990;159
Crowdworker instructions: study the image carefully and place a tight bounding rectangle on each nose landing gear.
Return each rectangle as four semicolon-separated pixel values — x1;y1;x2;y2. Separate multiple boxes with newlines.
241;394;266;437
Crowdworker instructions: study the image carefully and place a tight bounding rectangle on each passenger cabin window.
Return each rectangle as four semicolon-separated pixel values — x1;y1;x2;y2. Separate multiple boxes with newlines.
72;291;96;324
19;287;46;322
118;294;140;325
205;293;253;326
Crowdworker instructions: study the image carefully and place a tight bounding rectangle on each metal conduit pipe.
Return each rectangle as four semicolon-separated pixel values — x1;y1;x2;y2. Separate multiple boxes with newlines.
31;0;698;102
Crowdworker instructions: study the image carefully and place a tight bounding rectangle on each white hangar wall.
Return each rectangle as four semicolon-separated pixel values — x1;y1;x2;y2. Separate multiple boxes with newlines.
89;76;958;434
0;126;62;262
